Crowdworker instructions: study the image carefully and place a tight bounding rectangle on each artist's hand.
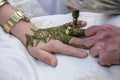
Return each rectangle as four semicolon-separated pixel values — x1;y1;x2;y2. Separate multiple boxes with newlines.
69;25;120;66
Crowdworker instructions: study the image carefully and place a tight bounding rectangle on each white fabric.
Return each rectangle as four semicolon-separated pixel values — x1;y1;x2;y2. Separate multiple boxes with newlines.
8;0;47;18
0;12;120;80
0;0;3;2
37;0;69;15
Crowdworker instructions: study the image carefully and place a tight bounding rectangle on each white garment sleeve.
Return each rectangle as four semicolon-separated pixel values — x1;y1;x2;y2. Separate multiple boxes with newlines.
105;15;120;27
0;0;3;2
8;0;47;17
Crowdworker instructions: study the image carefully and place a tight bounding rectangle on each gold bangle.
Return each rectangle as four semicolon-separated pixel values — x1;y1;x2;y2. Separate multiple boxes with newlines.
3;10;30;33
0;0;8;8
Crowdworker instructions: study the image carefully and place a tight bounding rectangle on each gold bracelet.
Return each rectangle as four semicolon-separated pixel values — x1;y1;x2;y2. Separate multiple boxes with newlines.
0;0;8;8
3;10;30;33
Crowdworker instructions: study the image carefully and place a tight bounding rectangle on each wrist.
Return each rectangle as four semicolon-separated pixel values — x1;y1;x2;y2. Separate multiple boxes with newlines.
0;1;36;46
0;0;8;7
11;20;37;45
0;4;16;24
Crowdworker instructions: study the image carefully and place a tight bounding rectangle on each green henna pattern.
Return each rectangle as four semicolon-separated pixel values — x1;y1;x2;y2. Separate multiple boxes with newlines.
26;21;85;47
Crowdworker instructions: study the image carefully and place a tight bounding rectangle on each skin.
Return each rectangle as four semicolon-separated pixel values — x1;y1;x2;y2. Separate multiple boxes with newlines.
69;25;120;66
0;4;88;67
67;5;120;66
25;21;86;47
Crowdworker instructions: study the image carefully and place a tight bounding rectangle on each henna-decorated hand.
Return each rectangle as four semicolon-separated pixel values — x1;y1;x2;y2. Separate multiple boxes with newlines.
1;2;88;67
25;21;88;67
26;21;86;47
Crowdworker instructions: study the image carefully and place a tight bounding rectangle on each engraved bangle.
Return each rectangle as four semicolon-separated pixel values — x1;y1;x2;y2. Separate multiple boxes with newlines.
2;10;30;33
0;0;8;8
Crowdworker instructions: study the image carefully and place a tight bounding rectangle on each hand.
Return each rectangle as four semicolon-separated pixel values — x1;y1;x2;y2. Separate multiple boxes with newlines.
26;21;87;67
69;25;120;66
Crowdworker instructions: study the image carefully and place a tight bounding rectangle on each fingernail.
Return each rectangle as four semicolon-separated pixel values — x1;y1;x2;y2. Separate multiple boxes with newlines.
83;52;88;58
50;59;57;67
79;51;88;58
81;21;87;27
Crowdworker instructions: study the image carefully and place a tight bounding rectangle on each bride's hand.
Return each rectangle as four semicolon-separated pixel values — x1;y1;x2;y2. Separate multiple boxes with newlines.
26;21;87;47
26;21;87;67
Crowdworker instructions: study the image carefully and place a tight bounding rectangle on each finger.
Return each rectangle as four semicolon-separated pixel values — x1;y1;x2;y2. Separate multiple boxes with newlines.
98;50;119;66
80;21;87;27
99;51;120;66
76;21;87;28
89;46;99;58
98;51;112;66
33;48;57;67
85;25;101;37
39;40;88;58
89;42;105;57
105;45;120;65
69;37;95;48
56;43;88;58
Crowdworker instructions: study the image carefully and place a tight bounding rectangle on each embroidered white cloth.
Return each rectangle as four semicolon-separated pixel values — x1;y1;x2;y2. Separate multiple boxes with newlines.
60;0;120;15
0;12;120;80
37;0;69;15
8;0;47;17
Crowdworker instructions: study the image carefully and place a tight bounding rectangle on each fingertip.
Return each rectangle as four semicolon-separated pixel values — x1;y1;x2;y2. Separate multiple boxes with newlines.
81;21;87;27
98;57;111;66
85;25;99;37
98;60;111;66
78;50;88;58
50;57;58;67
89;49;98;58
84;52;88;57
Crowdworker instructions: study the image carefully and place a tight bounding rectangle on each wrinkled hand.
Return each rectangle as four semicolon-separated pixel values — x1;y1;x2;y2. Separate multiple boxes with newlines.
69;25;120;66
26;21;87;67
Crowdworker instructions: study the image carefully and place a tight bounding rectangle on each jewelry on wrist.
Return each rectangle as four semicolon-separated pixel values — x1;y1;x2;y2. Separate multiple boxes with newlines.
2;9;30;33
0;0;8;8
